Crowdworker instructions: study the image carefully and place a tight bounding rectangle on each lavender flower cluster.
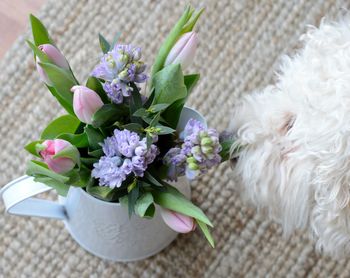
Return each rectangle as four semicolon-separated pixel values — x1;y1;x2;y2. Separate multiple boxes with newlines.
164;119;222;181
92;129;158;188
91;44;148;104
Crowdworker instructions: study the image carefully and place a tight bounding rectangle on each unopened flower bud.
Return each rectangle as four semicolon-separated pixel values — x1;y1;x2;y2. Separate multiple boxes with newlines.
39;139;79;173
71;85;104;124
36;44;69;85
160;208;196;233
165;32;198;69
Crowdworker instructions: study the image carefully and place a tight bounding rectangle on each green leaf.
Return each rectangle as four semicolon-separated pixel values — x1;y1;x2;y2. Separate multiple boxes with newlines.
133;108;148;117
135;192;155;218
219;139;235;162
86;76;109;103
39;62;77;114
67;167;90;187
155;125;175;135
146;133;153;149
87;185;115;201
88;148;104;158
196;220;215;248
152;184;213;227
47;86;75;116
181;8;205;34
150;112;161;127
162;98;185;129
24;140;44;157
29;14;53;46
123;123;143;133
91;103;129;128
144;171;163;187
99;33;110;54
111;32;122;48
33;175;70;196
143;90;155;109
152;64;187;105
80;157;99;166
147;103;170;113
84;125;104;150
26;160;69;184
57;132;89;148
151;6;192;78
41;114;81;139
128;183;140;218
119;195;128;207
26;40;50;63
184;74;200;95
129;84;143;125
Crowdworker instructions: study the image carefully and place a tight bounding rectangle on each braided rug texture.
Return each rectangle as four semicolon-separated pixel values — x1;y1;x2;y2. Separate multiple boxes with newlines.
0;0;349;277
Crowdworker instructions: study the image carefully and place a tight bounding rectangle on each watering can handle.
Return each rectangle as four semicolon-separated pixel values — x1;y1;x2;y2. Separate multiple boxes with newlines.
0;175;67;220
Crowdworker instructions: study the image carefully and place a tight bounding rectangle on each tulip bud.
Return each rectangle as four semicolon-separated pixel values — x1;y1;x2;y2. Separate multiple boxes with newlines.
36;44;70;85
39;139;79;174
160;208;196;233
71;85;104;124
164;32;198;69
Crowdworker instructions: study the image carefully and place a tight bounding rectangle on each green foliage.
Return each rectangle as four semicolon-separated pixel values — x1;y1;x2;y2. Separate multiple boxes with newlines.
151;6;192;78
29;14;54;46
38;62;77;115
129;84;143;125
152;64;187;105
152;184;213;227
87;184;115;201
135;192;155;218
181;8;205;34
26;40;50;63
122;123;143;133
197;220;215;248
128;182;140;218
92;104;129;128
98;33;111;54
34;175;70;196
86;76;109;103
57;132;89;148
219;138;235;162
84;125;105;150
184;74;200;94
41;114;81;139
24;140;44;157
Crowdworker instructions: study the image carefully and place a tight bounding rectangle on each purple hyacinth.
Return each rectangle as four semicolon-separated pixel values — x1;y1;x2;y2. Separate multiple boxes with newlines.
92;129;158;188
91;44;148;104
164;119;222;181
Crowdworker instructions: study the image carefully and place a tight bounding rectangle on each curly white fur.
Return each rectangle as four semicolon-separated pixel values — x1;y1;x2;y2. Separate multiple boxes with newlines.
230;17;350;257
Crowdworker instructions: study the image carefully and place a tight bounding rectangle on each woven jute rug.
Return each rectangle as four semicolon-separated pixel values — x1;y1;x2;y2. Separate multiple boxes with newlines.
1;0;349;277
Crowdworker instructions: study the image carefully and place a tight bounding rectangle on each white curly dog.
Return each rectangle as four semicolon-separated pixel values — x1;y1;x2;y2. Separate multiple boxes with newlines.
230;17;350;257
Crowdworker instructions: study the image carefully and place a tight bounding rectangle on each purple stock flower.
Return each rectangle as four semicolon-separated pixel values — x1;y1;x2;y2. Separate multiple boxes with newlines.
164;119;222;181
91;44;148;104
92;129;158;188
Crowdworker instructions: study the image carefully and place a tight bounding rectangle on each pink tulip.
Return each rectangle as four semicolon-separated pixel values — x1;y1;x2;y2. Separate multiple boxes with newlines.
160;208;196;233
165;32;199;69
36;44;69;85
39;139;78;174
71;85;104;124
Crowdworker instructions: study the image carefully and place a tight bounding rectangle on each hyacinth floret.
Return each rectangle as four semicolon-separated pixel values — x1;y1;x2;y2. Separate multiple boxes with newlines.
92;129;158;188
91;44;147;103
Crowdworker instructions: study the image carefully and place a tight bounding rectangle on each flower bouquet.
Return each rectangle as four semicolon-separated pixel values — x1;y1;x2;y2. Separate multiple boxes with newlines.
22;5;233;250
